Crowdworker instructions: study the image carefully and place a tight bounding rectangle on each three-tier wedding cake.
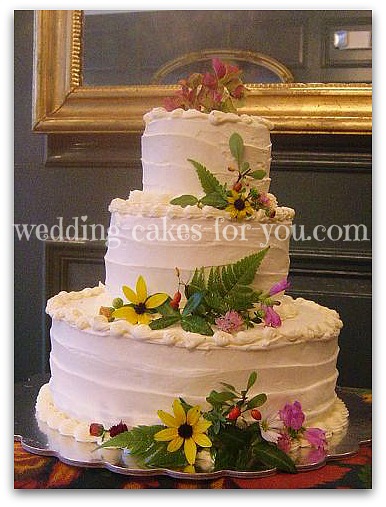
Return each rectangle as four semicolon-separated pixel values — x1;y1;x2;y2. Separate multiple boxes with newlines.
36;60;348;451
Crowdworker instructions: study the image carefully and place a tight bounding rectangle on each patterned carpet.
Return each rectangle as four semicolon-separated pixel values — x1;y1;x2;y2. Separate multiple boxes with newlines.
14;440;371;489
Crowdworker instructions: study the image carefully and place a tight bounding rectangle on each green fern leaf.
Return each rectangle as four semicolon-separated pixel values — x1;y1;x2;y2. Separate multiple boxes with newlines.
188;159;225;196
204;292;229;314
190;267;206;292
207;266;226;295
227;249;269;290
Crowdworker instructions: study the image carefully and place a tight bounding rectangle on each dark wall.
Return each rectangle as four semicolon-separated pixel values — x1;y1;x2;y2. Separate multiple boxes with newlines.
14;11;371;388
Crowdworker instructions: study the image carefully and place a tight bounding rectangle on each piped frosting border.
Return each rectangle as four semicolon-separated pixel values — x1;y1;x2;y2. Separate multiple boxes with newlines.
46;285;343;351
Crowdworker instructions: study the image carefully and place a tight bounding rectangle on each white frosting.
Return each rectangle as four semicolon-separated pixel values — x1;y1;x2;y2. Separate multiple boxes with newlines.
46;287;343;350
44;285;344;429
141;107;273;196
109;192;296;222
36;382;348;445
105;204;294;298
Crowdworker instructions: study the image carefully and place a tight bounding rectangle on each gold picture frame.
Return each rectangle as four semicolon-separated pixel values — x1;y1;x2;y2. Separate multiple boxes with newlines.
32;10;372;135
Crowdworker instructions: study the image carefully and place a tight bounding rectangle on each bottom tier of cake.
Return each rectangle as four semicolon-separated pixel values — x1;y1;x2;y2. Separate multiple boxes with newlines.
37;285;349;442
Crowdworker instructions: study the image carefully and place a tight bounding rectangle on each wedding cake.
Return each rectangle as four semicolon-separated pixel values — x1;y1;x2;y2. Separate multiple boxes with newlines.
36;60;348;459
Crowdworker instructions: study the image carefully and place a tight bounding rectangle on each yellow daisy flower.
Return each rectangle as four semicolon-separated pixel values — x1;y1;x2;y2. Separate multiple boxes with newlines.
154;399;212;465
112;275;168;325
225;190;254;220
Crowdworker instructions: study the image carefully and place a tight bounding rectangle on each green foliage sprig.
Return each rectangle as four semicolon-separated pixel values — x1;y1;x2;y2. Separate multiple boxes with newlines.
95;371;297;474
149;249;269;335
203;372;295;472
170;133;275;220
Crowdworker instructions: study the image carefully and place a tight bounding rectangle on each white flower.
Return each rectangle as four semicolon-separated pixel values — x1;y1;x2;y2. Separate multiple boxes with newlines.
259;412;284;444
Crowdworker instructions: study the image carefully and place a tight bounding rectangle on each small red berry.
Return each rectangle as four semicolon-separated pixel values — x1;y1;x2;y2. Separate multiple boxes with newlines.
170;290;181;310
89;423;104;437
251;409;262;420
227;406;241;421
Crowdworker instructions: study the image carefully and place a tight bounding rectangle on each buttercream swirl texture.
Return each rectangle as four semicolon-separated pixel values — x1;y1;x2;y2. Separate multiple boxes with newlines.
46;286;342;350
105;199;294;297
44;285;344;430
142;107;273;196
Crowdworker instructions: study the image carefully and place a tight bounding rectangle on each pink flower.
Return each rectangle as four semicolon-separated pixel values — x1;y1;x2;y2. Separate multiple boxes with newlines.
215;310;244;333
304;427;327;450
164;96;180;112
212;58;227;79
262;305;282;328
269;278;291;296
226;63;241;75
231;84;246;99
277;432;292;453
258;193;271;206
279;401;305;431
306;447;326;463
202;72;217;89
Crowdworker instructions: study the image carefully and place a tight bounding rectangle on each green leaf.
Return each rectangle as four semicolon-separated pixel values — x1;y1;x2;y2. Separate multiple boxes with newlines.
246;393;267;409
149;315;181;330
247;371;258;391
221;249;270;293
144;446;187;469
188;159;224;195
229;132;244;168
181;314;214;335
252;442;297;473
224;290;256;312
249;170;266;180
219;382;237;393
170;194;199;207
181;292;204;316
107;425;188;469
96;431;133;450
189;267;206;292
203;292;228;314
179;397;194;412
207;266;225;296
206;390;237;405
241;161;250;174
200;192;228;209
156;299;178;316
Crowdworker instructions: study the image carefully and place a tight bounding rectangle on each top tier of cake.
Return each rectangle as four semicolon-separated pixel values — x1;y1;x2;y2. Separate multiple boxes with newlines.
141;107;273;197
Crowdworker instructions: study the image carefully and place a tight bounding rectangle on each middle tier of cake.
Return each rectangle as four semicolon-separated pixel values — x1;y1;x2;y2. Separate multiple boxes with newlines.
105;193;295;299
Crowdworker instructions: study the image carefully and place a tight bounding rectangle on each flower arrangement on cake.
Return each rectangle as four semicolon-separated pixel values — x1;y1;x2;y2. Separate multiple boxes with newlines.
100;250;289;336
170;132;276;220
91;371;326;473
164;57;247;114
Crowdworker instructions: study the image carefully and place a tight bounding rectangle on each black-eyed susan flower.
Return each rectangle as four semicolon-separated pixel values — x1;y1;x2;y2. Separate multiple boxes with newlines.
225;190;254;220
154;399;212;465
112;275;168;325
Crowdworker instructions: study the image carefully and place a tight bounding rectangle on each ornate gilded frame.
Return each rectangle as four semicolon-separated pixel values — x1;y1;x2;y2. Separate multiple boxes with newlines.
32;10;372;134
